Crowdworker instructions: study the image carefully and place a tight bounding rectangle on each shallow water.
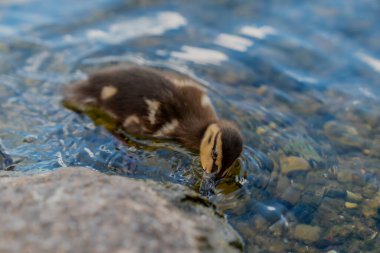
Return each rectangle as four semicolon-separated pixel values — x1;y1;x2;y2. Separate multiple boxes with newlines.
1;0;380;252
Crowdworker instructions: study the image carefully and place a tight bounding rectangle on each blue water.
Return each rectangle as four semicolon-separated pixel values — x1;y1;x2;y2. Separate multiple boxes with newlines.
1;1;380;252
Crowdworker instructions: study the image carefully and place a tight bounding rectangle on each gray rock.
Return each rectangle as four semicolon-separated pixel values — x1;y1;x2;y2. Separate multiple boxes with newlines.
0;145;13;171
0;167;243;253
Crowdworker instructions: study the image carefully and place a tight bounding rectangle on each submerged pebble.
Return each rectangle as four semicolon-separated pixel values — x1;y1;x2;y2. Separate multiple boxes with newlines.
362;180;379;199
346;190;363;202
306;171;328;185
336;170;354;183
252;214;270;232
323;224;355;246
280;186;302;205
280;156;311;175
276;175;291;194
282;138;323;163
344;202;358;209
323;121;366;149
255;202;286;224
325;188;347;199
292;224;322;243
292;202;318;224
362;193;380;218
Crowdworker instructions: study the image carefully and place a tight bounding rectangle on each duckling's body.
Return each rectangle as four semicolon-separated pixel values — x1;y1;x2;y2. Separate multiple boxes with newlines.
64;66;243;176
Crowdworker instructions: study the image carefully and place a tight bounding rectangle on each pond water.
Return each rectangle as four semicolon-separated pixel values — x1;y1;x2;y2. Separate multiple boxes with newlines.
1;0;380;252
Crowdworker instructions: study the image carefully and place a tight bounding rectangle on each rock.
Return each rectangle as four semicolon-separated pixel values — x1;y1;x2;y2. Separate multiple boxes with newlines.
267;239;287;252
255;202;286;224
292;202;318;224
234;221;256;239
354;220;377;240
0;167;243;253
325;188;347;199
0;145;13;171
362;180;379;198
282;138;322;163
280;186;302;205
362;192;380;218
301;187;324;207
280;156;311;175
292;224;321;243
346;191;363;202
345;202;358;209
276;176;291;194
305;171;327;185
314;198;344;228
323;120;366;149
256;126;267;135
322;224;353;246
252;215;269;232
367;138;380;158
336;170;354;183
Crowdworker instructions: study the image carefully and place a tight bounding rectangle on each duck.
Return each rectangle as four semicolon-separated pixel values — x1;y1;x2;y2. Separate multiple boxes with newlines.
63;66;243;177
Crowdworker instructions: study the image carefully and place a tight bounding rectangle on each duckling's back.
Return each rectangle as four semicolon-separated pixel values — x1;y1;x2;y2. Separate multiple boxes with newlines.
63;66;217;141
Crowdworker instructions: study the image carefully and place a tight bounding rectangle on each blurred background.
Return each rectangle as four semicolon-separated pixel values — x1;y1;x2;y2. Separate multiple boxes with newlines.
1;0;380;252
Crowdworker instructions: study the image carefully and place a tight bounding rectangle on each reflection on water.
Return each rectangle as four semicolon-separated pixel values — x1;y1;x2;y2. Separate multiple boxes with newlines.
1;0;380;252
86;11;187;44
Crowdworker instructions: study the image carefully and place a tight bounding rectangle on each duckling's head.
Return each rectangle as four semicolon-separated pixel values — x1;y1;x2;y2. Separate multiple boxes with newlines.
200;121;243;177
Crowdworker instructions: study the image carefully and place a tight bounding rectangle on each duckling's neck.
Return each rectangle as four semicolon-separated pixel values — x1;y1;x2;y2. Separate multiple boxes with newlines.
177;119;216;151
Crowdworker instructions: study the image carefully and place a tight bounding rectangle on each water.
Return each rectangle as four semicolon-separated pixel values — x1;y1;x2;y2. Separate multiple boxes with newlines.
1;0;380;252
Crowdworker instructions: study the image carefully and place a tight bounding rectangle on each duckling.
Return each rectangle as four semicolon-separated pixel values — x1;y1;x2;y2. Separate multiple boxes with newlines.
63;66;243;177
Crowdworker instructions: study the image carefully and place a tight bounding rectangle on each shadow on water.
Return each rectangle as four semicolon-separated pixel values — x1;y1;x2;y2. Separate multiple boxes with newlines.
1;0;380;252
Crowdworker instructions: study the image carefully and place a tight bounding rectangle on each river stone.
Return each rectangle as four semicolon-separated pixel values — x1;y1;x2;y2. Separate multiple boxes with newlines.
292;224;321;243
280;156;311;175
276;175;290;194
323;120;365;149
0;167;243;253
336;170;354;183
280;186;302;205
346;190;363;202
324;224;353;245
362;192;380;218
344;202;358;209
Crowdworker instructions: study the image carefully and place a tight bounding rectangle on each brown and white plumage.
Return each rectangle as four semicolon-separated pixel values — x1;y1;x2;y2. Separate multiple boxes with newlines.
63;66;243;176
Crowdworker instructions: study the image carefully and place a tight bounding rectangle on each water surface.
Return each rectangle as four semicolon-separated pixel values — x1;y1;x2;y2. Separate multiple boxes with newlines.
1;0;380;252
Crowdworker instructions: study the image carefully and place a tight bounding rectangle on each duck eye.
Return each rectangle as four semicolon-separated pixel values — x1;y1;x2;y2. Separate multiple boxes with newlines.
212;149;218;160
